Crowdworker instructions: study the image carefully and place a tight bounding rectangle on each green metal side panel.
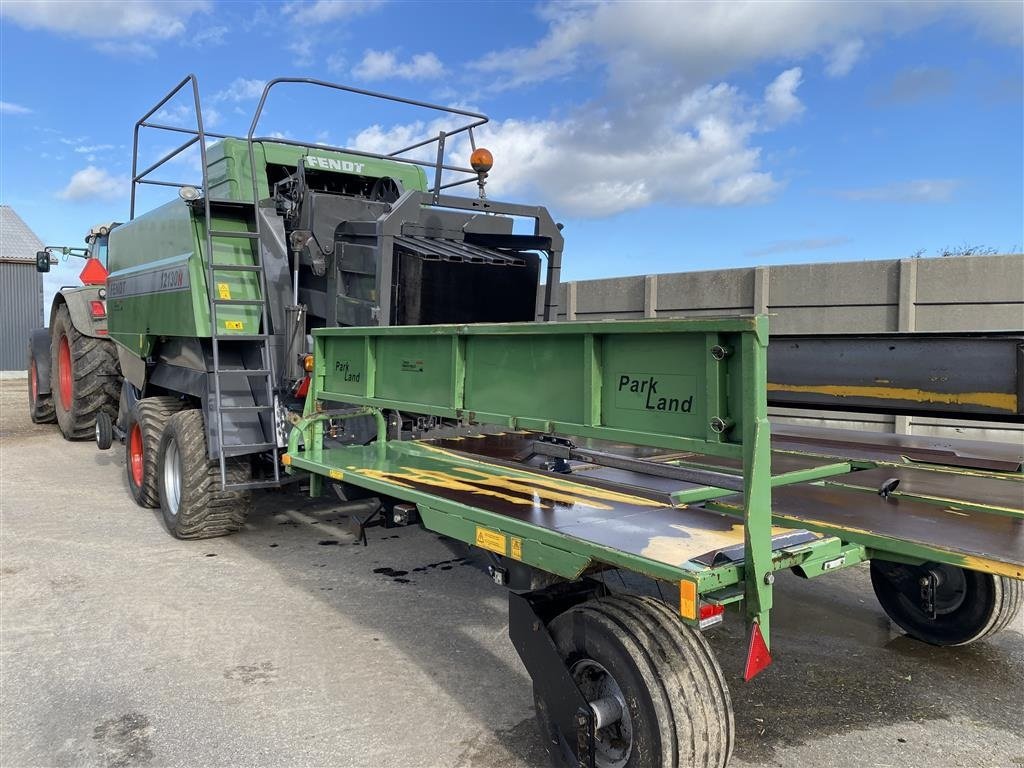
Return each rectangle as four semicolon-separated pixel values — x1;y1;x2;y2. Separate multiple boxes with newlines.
313;318;767;459
106;199;205;357
205;138;429;202
106;198;264;359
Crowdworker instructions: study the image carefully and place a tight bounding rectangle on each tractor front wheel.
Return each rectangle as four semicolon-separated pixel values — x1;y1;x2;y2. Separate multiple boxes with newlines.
27;343;55;424
534;595;733;768
50;304;119;440
157;409;251;539
870;559;1023;646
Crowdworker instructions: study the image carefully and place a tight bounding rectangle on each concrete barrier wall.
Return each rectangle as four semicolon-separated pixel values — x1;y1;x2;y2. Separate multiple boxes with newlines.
540;254;1024;443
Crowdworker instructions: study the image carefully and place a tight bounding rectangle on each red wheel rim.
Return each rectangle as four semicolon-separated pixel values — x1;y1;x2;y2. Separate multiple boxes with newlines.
30;362;38;401
129;423;144;487
58;335;72;410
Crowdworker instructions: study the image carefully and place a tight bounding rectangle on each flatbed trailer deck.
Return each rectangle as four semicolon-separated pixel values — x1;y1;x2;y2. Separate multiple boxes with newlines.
281;316;1023;768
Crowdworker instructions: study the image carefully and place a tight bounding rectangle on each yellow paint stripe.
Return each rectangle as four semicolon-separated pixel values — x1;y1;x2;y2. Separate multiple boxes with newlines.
767;382;1016;413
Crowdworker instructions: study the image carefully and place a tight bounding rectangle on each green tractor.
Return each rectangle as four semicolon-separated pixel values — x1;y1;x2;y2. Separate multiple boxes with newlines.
95;75;562;539
29;223;122;440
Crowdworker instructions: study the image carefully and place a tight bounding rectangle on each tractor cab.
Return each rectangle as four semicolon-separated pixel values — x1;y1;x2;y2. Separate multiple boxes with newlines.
36;221;120;285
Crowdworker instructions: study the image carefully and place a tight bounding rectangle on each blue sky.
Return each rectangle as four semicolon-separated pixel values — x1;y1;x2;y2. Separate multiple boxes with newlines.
1;0;1021;303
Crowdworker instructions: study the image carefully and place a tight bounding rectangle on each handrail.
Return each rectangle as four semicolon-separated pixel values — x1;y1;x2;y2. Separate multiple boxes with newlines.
130;73;492;219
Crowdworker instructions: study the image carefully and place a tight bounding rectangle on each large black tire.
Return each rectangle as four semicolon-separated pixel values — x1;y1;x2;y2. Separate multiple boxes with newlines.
125;397;189;508
156;409;251;539
871;559;1024;646
535;595;733;768
27;343;55;424
50;304;119;440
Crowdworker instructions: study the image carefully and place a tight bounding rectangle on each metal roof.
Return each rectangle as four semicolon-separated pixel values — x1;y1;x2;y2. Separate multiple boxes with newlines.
0;205;44;264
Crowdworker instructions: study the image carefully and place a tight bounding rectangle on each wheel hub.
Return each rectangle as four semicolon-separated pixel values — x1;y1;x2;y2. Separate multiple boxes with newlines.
571;659;632;768
163;439;183;517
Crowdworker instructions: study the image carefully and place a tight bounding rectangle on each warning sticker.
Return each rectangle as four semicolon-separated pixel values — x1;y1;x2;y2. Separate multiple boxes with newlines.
475;527;507;555
329;469;344;480
510;537;523;561
217;282;231;300
224;320;244;330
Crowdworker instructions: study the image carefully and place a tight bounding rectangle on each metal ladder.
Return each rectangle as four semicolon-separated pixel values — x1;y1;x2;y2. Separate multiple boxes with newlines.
200;201;281;492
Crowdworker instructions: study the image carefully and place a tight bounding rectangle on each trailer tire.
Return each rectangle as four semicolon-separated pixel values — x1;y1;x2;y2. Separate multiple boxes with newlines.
534;594;733;768
28;344;56;424
157;409;251;539
125;397;188;508
50;304;119;440
871;559;1023;646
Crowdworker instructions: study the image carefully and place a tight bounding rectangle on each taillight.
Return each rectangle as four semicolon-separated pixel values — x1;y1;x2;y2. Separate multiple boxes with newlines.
698;602;725;629
89;300;106;318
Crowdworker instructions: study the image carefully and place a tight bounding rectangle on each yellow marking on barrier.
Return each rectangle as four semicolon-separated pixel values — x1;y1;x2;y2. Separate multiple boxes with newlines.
475;527;507;555
767;382;1016;413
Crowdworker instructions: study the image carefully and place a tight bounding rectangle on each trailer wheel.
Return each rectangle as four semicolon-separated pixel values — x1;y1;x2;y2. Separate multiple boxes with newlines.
157;409;251;539
870;559;1023;646
534;595;733;768
27;344;56;424
50;304;119;440
125;397;188;508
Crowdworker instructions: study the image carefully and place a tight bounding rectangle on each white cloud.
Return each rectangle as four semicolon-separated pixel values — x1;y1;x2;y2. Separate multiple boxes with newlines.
58;166;128;201
825;38;864;77
0;0;209;39
747;237;851;257
763;68;805;124
353;50;446;81
213;78;266;103
0;100;32;115
74;144;114;153
93;40;156;58
348;75;791;217
281;0;383;24
836;179;960;203
472;2;1020;90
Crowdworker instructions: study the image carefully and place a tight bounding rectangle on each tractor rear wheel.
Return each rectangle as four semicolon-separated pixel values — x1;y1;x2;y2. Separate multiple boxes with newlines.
157;409;251;539
870;559;1023;646
125;397;188;508
534;594;733;768
50;304;119;440
27;343;55;424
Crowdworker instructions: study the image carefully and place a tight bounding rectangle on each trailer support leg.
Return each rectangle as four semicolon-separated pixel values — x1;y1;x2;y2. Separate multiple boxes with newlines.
508;580;607;768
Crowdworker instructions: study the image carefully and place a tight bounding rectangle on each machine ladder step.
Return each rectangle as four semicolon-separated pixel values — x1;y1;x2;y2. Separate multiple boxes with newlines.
211;264;263;272
225;479;289;491
220;404;275;412
209;229;260;239
221;442;277;457
214;368;272;377
213;299;266;306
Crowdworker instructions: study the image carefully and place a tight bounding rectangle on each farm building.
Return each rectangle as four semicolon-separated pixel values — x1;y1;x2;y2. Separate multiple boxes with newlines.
0;205;45;371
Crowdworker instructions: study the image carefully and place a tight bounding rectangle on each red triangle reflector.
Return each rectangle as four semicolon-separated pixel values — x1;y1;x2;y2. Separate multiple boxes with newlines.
743;622;772;682
79;258;108;285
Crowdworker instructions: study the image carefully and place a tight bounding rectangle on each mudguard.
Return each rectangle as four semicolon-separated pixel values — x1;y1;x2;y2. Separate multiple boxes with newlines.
29;328;52;395
52;286;107;339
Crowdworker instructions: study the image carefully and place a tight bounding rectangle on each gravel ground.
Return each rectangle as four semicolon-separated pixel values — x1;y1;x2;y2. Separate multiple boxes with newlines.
1;376;1021;768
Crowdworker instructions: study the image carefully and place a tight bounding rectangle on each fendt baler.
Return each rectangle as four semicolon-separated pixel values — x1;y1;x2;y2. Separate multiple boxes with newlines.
92;75;1021;768
102;76;562;534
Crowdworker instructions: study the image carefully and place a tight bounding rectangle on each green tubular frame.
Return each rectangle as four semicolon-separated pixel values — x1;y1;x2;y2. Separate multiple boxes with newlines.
286;317;779;643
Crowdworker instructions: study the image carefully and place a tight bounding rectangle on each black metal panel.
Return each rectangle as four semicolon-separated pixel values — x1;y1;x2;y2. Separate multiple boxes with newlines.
768;334;1024;421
